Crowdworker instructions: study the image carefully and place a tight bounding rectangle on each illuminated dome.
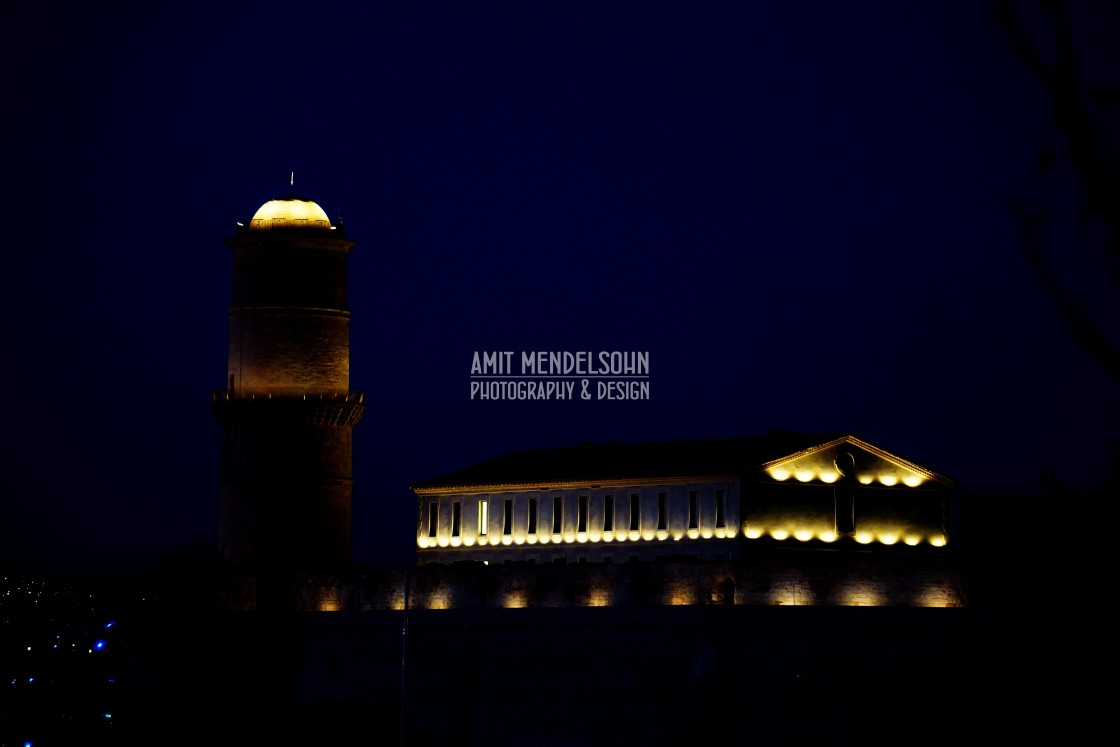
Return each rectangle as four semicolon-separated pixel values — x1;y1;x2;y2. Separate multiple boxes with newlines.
249;195;332;231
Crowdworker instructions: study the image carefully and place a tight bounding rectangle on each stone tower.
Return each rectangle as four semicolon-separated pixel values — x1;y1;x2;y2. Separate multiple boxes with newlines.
211;192;364;609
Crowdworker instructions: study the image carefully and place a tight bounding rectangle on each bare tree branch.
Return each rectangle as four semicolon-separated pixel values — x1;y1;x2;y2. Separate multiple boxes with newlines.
994;0;1120;379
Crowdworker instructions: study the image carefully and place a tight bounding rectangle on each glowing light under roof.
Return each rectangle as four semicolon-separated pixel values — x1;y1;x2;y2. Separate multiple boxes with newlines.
250;196;332;230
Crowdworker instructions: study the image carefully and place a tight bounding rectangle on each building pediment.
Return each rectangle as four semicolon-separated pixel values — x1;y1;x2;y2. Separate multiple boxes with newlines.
758;435;953;489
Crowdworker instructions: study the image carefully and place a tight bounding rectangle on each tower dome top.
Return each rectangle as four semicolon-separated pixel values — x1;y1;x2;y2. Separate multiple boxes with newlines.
249;194;333;231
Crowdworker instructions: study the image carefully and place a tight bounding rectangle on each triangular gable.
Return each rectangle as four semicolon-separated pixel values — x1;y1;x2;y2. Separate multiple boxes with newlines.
759;435;954;488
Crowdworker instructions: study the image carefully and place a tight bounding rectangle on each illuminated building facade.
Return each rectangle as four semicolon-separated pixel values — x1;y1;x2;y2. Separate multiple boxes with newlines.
206;191;964;615
210;193;364;609
412;433;953;566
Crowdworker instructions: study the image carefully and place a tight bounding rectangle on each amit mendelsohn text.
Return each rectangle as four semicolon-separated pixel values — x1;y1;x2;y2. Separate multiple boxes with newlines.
470;351;650;401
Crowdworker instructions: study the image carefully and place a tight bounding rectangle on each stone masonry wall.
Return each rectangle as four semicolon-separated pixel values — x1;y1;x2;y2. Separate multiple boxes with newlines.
293;552;969;612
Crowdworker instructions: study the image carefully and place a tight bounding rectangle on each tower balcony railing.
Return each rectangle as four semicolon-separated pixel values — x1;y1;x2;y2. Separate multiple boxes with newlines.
212;387;364;403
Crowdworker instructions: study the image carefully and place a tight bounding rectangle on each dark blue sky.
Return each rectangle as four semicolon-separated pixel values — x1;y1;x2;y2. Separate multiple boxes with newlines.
3;1;1117;578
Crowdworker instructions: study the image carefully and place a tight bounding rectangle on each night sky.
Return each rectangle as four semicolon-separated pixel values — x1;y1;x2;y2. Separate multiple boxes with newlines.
3;1;1117;579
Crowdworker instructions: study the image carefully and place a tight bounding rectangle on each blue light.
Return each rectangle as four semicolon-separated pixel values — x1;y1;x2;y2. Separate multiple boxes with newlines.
103;713;112;719
105;621;115;629
93;640;105;650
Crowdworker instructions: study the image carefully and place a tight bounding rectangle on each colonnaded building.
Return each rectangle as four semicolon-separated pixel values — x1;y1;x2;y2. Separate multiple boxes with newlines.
154;188;1058;746
409;432;964;608
411;434;953;560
